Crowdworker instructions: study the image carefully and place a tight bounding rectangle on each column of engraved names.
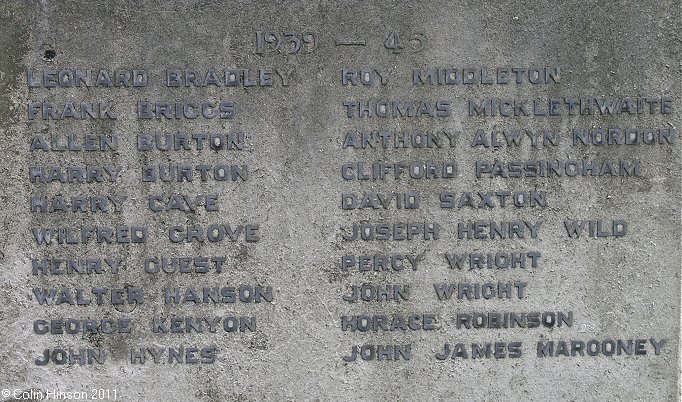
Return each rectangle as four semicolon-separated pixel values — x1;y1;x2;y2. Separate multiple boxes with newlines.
428;67;562;361
27;69;145;366
132;67;276;365
333;64;676;361
24;67;277;366
337;68;455;362
432;66;555;360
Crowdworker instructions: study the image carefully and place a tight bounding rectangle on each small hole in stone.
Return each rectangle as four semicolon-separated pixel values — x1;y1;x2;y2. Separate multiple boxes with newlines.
44;49;56;61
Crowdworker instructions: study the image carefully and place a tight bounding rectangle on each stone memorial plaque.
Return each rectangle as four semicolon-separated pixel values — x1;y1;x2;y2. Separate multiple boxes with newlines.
0;1;680;400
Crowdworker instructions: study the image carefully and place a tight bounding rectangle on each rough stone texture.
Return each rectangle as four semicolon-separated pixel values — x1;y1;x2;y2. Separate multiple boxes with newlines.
0;1;680;401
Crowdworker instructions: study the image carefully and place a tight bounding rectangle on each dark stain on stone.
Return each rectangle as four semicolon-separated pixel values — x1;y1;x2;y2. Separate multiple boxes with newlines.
42;48;55;61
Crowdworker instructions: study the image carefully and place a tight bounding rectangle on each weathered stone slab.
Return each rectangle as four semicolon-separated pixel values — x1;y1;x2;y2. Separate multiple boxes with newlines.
0;1;679;400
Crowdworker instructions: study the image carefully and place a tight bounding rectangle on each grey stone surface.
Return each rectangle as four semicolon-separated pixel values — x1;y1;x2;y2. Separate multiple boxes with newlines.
0;1;680;401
